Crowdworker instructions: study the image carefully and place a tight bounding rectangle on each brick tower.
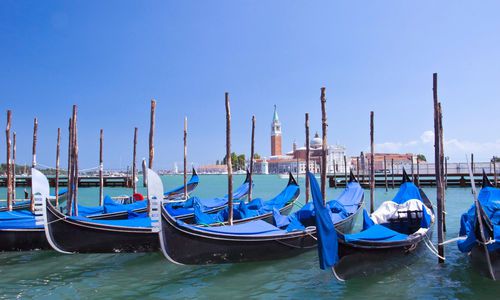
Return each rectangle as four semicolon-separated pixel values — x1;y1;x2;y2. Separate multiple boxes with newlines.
271;105;282;156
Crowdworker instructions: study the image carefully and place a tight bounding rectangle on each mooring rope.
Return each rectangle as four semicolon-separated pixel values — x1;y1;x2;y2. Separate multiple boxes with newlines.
331;267;346;282
423;235;446;260
438;236;466;246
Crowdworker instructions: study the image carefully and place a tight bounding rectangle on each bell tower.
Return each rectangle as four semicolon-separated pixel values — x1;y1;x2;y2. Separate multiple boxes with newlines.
271;105;282;156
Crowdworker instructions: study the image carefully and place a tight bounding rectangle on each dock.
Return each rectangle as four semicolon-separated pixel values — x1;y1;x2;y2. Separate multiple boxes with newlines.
0;175;133;188
328;172;499;188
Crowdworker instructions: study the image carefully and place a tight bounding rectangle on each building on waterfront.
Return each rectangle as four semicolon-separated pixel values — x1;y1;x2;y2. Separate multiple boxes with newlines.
350;153;417;173
253;106;349;174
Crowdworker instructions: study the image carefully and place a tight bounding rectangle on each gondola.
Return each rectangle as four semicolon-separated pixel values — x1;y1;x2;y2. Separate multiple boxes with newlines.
0;188;68;212
75;168;202;220
313;170;435;280
457;171;499;280
158;171;364;265
0;169;51;251
38;169;164;254
191;172;299;226
163;168;200;200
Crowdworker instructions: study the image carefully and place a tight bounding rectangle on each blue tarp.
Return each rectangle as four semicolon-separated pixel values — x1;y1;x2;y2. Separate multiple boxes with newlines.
0;210;41;229
362;209;375;230
176;219;285;236
103;196;147;213
458;186;500;253
392;182;422;204
344;224;408;242
192;182;298;225
309;172;339;269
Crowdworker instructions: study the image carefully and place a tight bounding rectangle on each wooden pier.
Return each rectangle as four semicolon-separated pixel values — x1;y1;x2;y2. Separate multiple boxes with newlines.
328;172;499;188
0;175;133;188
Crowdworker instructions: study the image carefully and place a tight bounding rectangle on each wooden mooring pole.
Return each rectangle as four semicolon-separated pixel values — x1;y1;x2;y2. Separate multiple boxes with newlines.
356;157;360;179
248;116;255;202
149;99;156;170
494;157;498;187
99;129;104;206
332;159;336;188
55;128;61;206
132;127;138;194
67;118;73;215
433;73;445;263
5;110;12;211
439;103;446;233
320;87;327;205
416;157;420;186
12;132;16;201
305;113;310;203
384;155;388;191
370;111;375;214
30;118;38;212
184;117;188;200
225;92;233;225
72;105;79;216
391;158;395;189
344;155;348;186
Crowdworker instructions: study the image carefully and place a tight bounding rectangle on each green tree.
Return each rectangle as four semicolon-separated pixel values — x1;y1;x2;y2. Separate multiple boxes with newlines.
417;154;427;162
253;153;261;160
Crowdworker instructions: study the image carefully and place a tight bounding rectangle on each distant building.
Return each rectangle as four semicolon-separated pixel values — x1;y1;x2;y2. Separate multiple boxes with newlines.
254;106;349;174
270;105;282;156
197;164;228;174
350;153;417;173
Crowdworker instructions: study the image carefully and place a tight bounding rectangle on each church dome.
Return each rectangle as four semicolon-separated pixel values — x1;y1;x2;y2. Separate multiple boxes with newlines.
311;132;322;148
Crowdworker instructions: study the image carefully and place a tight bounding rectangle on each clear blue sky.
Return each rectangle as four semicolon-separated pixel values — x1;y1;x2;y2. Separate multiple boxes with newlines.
1;0;500;170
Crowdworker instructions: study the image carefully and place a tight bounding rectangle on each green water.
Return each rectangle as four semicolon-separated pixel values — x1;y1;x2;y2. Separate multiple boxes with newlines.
1;175;499;299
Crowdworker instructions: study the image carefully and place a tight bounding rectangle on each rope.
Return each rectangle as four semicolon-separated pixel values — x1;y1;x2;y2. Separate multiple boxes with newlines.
439;236;466;245
331;267;346;282
423;235;446;261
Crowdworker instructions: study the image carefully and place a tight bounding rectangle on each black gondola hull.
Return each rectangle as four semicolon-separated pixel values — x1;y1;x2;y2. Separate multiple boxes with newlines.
470;245;500;280
333;233;430;280
45;201;158;253
160;200;361;265
0;229;49;251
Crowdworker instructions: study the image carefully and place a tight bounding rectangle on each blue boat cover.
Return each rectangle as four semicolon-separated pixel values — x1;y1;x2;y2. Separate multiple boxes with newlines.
0;210;41;229
176;219;285;236
336;181;365;214
69;215;152;228
392;182;422;204
458;186;500;253
309;172;339;270
272;207;290;228
362;209;375;230
103;196;147;213
344;224;408;243
191;182;298;225
78;205;105;216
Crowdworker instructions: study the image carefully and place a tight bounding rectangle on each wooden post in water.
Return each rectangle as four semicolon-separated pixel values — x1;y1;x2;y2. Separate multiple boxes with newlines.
99;129;104;206
132;127;138;194
494;157;498;187
30;118;38;212
344;155;348;187
416;156;420;186
305;113;310;203
320;87;328;205
445;157;449;189
332;159;336;188
67;118;73;215
184;117;188;200
356;157;360;179
410;157;414;182
149;99;156;169
5;110;12;211
225;92;233;225
433;73;445;263
384;155;388;191
55;128;61;206
439;103;446;233
248;116;255;202
72;106;79;216
12;132;16;201
471;153;474;177
370;111;375;214
391;158;395;188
